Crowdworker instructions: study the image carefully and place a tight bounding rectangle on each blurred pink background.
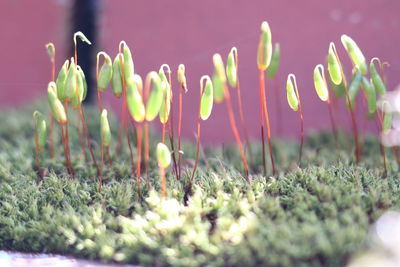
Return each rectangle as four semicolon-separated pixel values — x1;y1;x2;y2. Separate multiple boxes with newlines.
1;0;399;143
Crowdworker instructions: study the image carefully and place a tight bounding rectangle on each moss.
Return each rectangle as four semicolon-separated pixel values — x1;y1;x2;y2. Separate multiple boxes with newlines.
0;102;399;266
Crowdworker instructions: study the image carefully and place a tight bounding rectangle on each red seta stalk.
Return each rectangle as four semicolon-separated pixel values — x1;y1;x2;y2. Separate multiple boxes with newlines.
33;120;43;181
49;57;55;158
290;75;304;166
259;69;276;176
222;82;249;179
233;49;252;163
332;47;361;163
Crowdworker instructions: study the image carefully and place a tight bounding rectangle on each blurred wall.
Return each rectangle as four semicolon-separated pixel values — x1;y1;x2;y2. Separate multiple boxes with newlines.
0;0;399;143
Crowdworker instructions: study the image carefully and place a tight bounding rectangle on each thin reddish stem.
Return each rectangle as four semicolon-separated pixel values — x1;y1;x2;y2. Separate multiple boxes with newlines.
260;70;276;175
332;47;361;163
166;71;178;181
292;77;304;166
79;105;101;176
160;167;166;198
259;71;267;176
34;120;43;181
223;83;249;178
375;113;387;176
99;139;104;192
144;122;150;182
234;50;253;163
135;123;143;189
49;58;55;158
273;76;283;135
178;87;183;180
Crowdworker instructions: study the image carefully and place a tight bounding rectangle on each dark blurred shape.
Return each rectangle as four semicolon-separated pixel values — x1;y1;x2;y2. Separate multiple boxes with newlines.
70;0;98;103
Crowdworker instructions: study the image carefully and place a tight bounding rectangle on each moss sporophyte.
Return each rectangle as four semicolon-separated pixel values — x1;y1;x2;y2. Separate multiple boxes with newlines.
34;24;394;203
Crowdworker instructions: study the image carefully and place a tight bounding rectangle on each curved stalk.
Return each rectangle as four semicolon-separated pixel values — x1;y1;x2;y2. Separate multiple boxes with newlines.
232;48;252;163
332;44;361;163
33;119;43;181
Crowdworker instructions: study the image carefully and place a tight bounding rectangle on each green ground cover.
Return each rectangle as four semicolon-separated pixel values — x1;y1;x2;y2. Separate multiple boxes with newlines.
0;103;399;266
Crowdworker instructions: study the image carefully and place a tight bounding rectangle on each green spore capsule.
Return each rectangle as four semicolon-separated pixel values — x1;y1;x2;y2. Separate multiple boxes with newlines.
330;79;346;98
382;101;392;133
112;53;123;98
226;47;237;88
362;77;377;114
313;64;329;102
267;43;280;79
74;31;92;45
100;109;111;147
56;59;70;101
370;58;387;95
327;42;343;85
159;70;171;124
45;43;55;61
177;64;188;92
257;21;272;71
71;65;85;109
347;70;362;109
121;41;135;83
200;75;214;120
145;72;163;122
127;75;145;123
341;34;367;75
286;74;298;111
157;142;171;169
33;111;47;151
77;66;87;101
212;72;224;103
213;53;227;83
64;57;78;101
47;82;67;124
97;52;113;92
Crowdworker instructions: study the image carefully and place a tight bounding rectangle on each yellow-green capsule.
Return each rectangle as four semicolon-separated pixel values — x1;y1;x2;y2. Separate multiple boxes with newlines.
213;53;227;84
47;82;67;124
212;72;224;103
112;53;123;98
327;43;342;85
226;47;237;88
286;74;298;111
341;34;367;75
257;21;273;71
33;111;47;151
177;64;187;92
121;41;135;83
77;66;87;101
100;109;111;147
267;43;280;79
97;52;113;92
370;58;387;95
330;79;346;98
313;64;329;102
127;75;145;123
157;142;171;169
382;101;392;133
159;70;171;124
71;65;85;109
74;31;92;45
362;77;376;114
64;57;78;101
200;75;214;120
348;70;362;109
56;59;70;101
145;72;163;122
45;43;55;61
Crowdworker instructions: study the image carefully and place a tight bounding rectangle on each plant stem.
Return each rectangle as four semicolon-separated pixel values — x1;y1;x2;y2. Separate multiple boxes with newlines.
332;47;361;163
144;122;150;183
78;105;101;176
33;120;43;181
62;102;73;176
160;166;166;198
99;139;104;192
134;122;144;190
49;58;55;159
273;76;283;135
77;112;88;162
327;98;339;146
166;71;178;181
189;108;201;192
233;50;253;163
60;124;73;176
260;69;276;176
96;58;103;113
292;77;304;166
259;70;267;176
375;113;387;176
177;84;184;180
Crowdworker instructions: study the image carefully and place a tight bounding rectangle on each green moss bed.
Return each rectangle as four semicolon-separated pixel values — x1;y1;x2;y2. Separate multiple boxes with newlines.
0;103;399;266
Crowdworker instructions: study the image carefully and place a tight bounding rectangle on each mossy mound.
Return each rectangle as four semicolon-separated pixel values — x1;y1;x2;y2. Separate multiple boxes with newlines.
0;103;399;266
